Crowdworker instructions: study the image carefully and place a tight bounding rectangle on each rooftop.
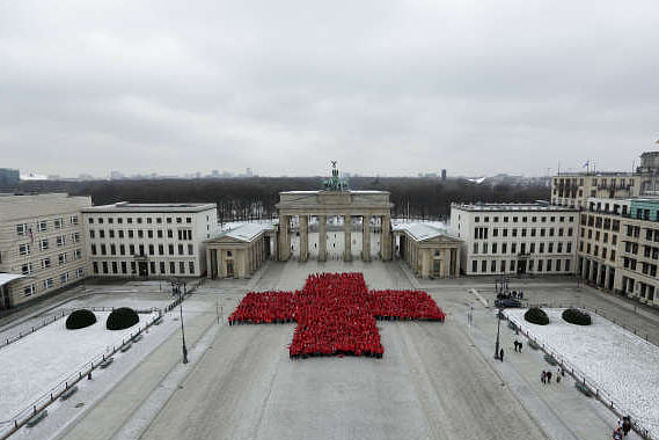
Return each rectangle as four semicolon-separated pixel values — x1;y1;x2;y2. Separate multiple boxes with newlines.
451;202;578;212
209;222;275;243
82;202;216;213
392;222;455;242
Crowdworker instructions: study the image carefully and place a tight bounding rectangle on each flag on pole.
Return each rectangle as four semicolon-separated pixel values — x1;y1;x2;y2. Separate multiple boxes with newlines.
582;161;589;169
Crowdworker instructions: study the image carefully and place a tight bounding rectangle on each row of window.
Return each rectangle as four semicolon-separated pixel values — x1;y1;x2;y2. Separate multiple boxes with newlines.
471;258;572;273
22;268;85;297
580;228;618;245
92;260;195;276
473;241;572;255
622;258;658;277
473;226;573;239
88;228;194;240
474;215;575;224
88;216;193;225
581;214;621;232
15;216;79;236
18;236;81;256
20;250;83;274
579;241;616;262
91;243;194;257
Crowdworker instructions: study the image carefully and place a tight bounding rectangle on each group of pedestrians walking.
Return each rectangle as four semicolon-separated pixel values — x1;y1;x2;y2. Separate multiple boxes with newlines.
541;368;563;384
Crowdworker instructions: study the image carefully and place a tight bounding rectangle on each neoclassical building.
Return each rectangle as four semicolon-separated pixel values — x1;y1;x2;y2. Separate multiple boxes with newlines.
393;223;461;278
205;223;275;279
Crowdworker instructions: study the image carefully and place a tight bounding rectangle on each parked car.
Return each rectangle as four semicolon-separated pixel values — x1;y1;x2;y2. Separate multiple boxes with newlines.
495;298;523;308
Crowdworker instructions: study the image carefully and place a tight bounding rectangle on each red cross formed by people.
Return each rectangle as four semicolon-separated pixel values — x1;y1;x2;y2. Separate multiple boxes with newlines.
229;273;445;359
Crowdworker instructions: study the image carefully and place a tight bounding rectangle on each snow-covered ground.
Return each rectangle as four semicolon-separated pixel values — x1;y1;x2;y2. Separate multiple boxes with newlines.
505;308;659;438
0;312;155;420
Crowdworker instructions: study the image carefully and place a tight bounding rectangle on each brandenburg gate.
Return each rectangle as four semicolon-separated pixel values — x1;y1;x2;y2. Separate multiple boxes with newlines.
275;163;393;262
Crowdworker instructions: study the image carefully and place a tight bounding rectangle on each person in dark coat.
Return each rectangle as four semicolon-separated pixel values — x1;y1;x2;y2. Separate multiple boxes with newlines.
499;348;504;362
547;371;552;383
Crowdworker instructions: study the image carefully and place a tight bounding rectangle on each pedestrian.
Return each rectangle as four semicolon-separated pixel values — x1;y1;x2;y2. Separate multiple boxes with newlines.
547;371;552;384
499;348;504;362
541;371;546;384
518;341;523;353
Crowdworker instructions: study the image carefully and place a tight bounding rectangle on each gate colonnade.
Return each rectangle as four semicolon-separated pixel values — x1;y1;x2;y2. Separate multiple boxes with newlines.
276;190;393;262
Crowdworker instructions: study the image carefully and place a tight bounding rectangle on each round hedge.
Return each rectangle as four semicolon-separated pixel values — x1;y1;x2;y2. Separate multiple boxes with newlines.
562;308;592;326
66;309;97;330
524;307;549;325
106;307;139;330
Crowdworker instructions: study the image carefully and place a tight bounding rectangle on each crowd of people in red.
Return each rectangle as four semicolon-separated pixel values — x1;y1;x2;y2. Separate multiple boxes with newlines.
228;272;445;359
370;290;446;321
228;291;294;324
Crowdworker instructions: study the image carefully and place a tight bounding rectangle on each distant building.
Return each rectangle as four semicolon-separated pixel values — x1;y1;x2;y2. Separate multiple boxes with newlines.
441;169;447;181
0;193;91;310
0;168;20;188
81;202;217;279
450;203;579;276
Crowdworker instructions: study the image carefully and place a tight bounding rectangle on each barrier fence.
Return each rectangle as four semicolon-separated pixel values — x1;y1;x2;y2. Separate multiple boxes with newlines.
1;311;68;349
505;312;656;440
0;311;163;440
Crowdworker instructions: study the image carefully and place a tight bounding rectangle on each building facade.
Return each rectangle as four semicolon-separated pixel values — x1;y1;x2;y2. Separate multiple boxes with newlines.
615;199;659;306
450;203;578;276
81;202;217;279
205;223;275;279
551;173;645;209
393;223;461;278
0;193;91;309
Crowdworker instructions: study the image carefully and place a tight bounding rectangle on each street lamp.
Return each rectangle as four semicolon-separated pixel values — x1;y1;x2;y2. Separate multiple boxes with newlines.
172;280;189;364
494;307;502;360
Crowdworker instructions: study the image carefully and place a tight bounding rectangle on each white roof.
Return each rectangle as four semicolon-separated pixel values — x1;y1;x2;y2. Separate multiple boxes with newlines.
392;222;453;242
0;273;25;287
213;222;274;242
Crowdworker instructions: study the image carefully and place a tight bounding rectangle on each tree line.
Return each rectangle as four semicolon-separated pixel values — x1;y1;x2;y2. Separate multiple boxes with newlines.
16;177;550;223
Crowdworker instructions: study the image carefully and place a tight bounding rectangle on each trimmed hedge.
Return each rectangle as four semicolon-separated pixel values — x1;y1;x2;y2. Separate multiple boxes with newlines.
562;308;592;326
106;307;139;330
524;307;549;325
66;309;97;330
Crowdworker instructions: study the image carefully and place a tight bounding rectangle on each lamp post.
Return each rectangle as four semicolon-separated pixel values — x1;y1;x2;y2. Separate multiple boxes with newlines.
494;307;502;360
172;280;189;364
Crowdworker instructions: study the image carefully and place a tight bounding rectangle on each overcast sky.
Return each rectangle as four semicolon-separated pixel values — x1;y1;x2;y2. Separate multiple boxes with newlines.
1;0;658;178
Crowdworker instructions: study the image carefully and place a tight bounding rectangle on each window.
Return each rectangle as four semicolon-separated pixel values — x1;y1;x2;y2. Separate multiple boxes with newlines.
24;284;36;297
148;230;153;238
89;230;95;239
70;215;79;225
128;230;134;238
88;218;94;224
546;259;552;272
109;230;115;238
54;218;63;229
112;262;118;274
99;230;105;239
56;235;66;247
38;220;48;232
39;239;49;251
178;244;184;255
60;272;69;284
21;262;33;275
147;217;153;224
472;260;478;273
189;261;195;273
58;253;67;265
188;244;194;255
72;232;80;243
91;244;97;255
176;217;182;224
16;223;27;236
138;230;144;239
19;243;31;256
157;230;163;238
121;261;127;274
41;257;51;269
110;244;117;255
481;260;487;272
170;262;176;273
167;229;173;238
76;268;84;278
74;249;82;259
108;218;114;224
101;244;107;255
169;244;175;255
119;230;124;238
43;278;54;289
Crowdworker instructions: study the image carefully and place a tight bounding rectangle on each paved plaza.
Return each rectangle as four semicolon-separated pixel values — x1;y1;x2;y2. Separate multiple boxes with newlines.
3;260;659;440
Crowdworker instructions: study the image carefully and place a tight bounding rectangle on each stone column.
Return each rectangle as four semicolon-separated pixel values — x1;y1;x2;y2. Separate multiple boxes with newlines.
278;215;290;261
318;215;327;262
380;215;392;261
362;215;371;262
343;214;352;262
206;248;213;279
299;215;309;262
